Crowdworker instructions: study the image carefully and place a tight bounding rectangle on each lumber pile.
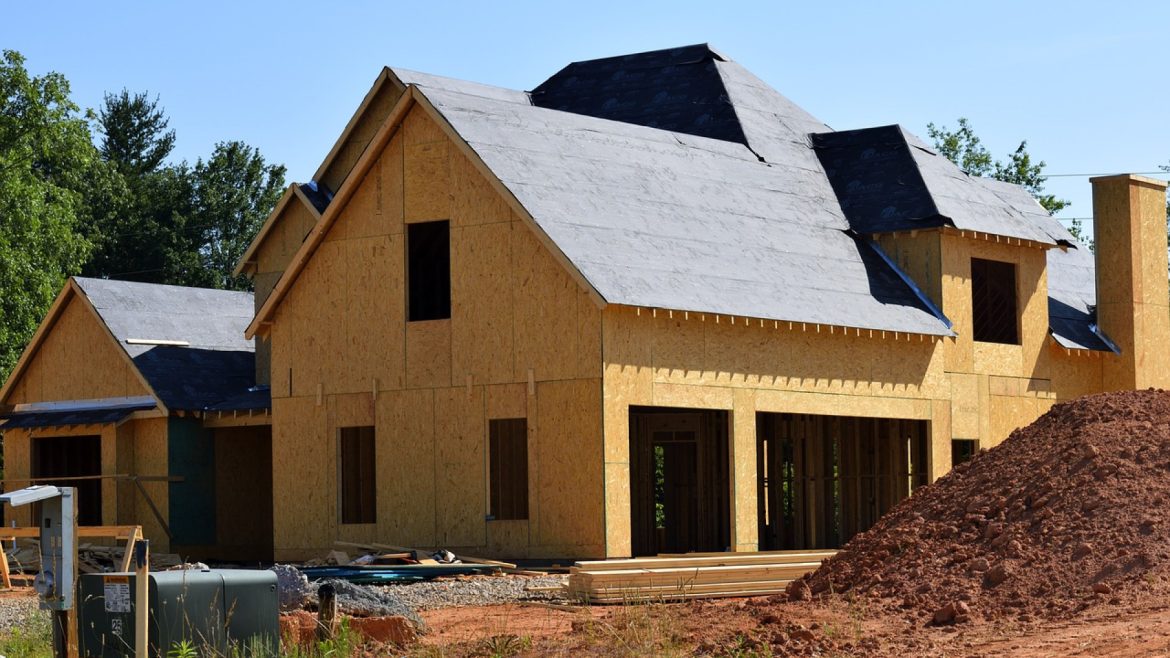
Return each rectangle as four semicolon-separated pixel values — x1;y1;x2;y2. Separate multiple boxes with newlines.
564;550;836;604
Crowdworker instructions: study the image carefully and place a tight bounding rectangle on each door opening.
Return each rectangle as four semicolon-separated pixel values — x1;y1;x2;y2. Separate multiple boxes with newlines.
630;408;729;556
32;435;102;525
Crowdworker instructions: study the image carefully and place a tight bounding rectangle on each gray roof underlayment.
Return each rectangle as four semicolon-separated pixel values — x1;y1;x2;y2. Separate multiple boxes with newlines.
407;43;1101;346
74;277;262;411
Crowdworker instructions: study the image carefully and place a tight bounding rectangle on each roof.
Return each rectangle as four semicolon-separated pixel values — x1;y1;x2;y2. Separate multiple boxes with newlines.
812;126;1075;245
1046;246;1116;352
423;84;950;335
0;397;156;430
73;278;260;410
248;43;1107;349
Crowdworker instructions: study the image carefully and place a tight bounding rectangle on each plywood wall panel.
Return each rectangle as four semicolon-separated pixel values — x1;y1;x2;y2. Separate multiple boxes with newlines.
131;417;171;554
533;378;604;550
7;296;148;404
271;396;331;557
376;388;436;546
2;429;32;527
486;383;525;420
344;235;404;392
404;141;452;223
406;321;452;389
512;223;579;382
256;198;317;277
730;388;757;552
379;134;405;232
451;222;514;384
451;148;511;227
433;386;484;547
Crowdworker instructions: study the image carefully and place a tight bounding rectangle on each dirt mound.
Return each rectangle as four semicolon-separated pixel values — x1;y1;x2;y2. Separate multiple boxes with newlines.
792;389;1170;625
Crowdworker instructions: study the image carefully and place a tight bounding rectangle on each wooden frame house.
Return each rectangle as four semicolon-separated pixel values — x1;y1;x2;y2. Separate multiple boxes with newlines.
4;44;1168;563
0;278;273;561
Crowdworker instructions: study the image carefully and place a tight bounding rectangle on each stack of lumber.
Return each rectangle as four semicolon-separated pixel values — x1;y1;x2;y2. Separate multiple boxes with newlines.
564;550;836;603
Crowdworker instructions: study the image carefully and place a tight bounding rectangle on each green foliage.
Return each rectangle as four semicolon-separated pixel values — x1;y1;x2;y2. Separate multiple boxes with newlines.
0;612;53;657
0;49;101;379
187;141;286;290
168;638;199;658
99;89;176;177
926;117;1069;216
83;88;285;289
85;89;286;289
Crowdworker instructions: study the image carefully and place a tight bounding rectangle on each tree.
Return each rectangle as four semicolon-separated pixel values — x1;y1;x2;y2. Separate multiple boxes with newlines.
84;90;182;282
927;118;1073;230
0;50;106;378
84;93;286;289
186;141;286;290
98;89;175;177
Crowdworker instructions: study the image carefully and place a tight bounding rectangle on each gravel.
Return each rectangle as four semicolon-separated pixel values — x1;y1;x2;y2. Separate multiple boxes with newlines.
369;574;566;611
0;596;46;635
313;578;425;630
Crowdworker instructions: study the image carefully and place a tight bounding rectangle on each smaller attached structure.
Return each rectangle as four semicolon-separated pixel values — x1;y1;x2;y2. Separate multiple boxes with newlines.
0;278;273;561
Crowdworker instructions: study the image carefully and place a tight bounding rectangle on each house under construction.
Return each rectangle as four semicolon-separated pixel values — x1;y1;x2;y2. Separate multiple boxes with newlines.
2;44;1167;562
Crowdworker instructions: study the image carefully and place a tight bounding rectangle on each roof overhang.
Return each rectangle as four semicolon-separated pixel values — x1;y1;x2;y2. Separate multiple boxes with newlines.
0;396;158;430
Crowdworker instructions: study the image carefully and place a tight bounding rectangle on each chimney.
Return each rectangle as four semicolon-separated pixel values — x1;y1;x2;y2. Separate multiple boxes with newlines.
1091;174;1170;390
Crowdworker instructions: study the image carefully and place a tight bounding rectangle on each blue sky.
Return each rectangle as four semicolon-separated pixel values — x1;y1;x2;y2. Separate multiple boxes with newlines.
6;1;1167;226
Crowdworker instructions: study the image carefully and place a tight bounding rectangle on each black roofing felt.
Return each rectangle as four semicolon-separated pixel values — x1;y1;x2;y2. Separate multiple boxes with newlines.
132;347;257;412
812;126;947;233
205;386;271;412
72;278;262;410
0;401;155;429
531;44;750;146
300;181;332;214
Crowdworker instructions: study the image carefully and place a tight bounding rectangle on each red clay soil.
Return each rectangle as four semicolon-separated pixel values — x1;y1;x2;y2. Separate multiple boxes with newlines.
791;389;1170;627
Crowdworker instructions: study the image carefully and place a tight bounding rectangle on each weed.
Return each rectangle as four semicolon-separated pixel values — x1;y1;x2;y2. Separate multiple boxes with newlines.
0;613;53;658
475;633;531;657
168;638;199;658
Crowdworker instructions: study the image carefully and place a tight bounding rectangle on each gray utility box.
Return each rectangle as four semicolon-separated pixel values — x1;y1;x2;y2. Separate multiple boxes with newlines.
77;569;278;657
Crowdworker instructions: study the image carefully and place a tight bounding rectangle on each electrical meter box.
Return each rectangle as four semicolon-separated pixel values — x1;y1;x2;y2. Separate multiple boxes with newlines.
77;569;278;657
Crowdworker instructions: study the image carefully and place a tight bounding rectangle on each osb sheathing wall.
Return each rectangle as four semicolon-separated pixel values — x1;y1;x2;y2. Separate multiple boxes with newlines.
1091;175;1170;391
600;306;947;556
0;295;173;551
2;295;148;406
268;105;604;560
252;195;319;386
599;230;1116;556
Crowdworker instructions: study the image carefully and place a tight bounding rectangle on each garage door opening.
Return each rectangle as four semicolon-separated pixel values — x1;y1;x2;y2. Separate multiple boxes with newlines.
630;408;730;556
756;413;928;550
32;435;102;526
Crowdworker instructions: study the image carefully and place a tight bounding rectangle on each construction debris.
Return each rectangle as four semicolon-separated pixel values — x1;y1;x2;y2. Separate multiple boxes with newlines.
565;550;835;604
271;564;311;612
4;539;181;575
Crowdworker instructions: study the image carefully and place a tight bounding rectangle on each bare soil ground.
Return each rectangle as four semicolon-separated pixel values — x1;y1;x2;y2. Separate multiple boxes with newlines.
417;597;1170;657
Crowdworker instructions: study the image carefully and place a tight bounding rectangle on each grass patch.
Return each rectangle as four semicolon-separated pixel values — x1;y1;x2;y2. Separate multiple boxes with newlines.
0;613;53;658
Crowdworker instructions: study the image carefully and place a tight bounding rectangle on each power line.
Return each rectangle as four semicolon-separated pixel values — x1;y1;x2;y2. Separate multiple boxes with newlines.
1045;171;1166;178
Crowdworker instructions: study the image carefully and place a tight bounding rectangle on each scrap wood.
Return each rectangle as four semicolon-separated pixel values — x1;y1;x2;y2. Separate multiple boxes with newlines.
333;541;517;570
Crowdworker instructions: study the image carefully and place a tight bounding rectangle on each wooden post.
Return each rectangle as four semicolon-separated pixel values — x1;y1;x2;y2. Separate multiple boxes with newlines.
317;583;338;641
135;539;149;658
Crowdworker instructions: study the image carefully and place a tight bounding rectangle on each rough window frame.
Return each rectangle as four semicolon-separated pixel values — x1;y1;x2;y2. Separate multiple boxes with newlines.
339;426;376;524
971;257;1019;345
407;220;451;322
488;418;529;521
